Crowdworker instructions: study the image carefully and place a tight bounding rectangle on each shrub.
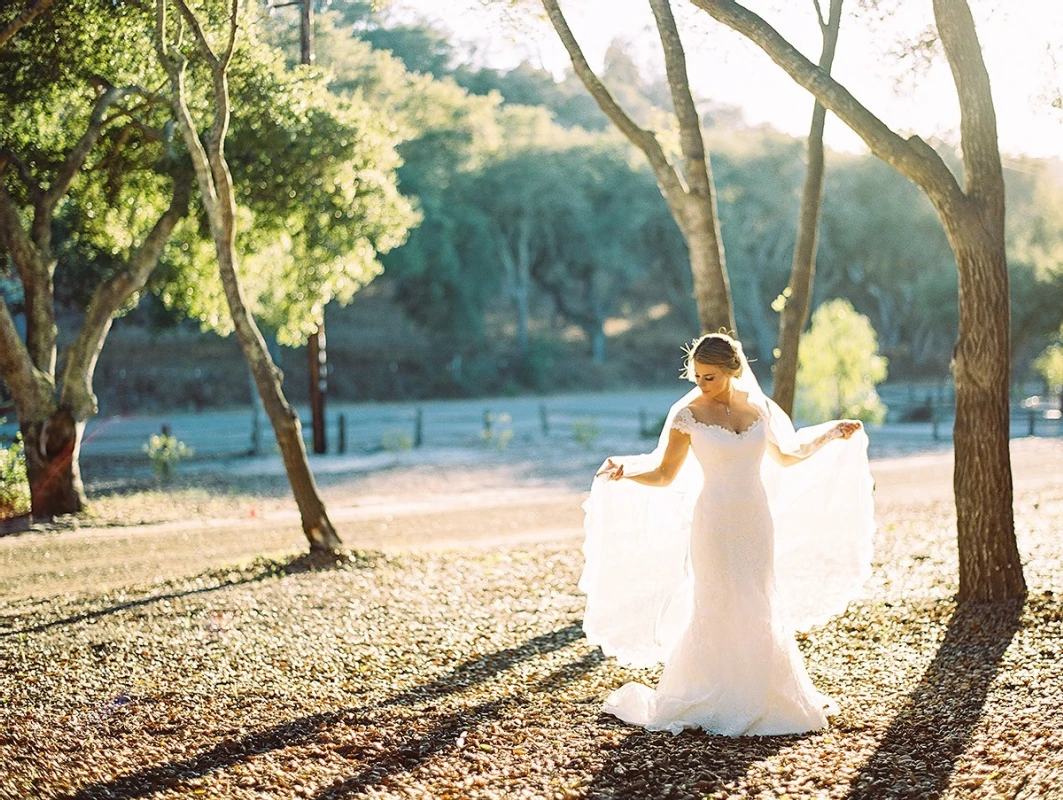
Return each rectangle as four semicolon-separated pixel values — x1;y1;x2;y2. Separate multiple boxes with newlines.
143;433;193;482
572;417;600;447
0;426;31;517
480;412;513;450
381;427;414;452
796;299;888;424
1034;342;1063;391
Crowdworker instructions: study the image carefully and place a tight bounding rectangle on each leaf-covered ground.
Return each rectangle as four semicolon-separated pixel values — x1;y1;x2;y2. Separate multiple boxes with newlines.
1;440;1062;799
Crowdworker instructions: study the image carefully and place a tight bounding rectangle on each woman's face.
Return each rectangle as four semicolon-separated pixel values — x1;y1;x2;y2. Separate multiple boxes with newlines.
692;362;733;400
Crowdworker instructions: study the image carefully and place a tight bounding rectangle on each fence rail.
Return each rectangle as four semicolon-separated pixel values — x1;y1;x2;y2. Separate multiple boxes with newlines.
2;389;1060;460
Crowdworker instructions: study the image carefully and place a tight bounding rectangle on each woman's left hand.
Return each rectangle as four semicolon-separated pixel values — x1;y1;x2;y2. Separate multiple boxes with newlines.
833;420;862;440
596;458;625;481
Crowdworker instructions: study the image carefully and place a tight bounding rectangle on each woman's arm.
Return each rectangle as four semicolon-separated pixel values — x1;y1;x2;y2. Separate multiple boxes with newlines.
766;420;862;467
597;427;691;486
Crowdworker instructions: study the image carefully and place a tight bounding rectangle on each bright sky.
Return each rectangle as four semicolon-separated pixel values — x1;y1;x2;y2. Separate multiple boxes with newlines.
388;0;1063;161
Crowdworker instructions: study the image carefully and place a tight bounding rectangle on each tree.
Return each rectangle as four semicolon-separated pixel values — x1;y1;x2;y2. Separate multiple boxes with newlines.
154;0;340;551
796;298;887;423
771;0;843;417
0;0;190;517
532;145;664;363
540;0;735;333
688;0;1026;600
1033;329;1063;413
295;17;511;340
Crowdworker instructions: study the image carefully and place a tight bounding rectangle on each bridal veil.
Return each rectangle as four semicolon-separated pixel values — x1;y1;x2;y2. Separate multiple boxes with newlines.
579;354;876;668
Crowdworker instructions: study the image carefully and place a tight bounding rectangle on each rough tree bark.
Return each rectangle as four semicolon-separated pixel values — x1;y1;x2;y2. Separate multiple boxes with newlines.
541;0;734;333
771;0;842;417
689;0;1026;601
155;0;342;552
0;87;189;518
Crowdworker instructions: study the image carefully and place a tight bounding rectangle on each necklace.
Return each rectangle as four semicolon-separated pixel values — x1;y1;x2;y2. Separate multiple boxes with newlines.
718;384;738;415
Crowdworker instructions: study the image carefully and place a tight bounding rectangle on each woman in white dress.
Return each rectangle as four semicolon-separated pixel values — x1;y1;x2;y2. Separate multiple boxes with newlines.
582;333;875;736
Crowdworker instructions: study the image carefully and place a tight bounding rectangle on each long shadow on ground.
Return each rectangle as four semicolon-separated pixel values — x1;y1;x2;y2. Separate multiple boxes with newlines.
846;599;1023;799
314;647;604;799
583;723;792;799
63;623;586;800
3;550;376;638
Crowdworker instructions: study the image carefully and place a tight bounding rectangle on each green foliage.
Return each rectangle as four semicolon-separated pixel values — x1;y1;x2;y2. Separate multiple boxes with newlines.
480;412;513;450
796;299;888;424
380;428;414;452
0;426;31;518
571;417;600;448
143;434;193;482
1034;342;1063;390
156;30;418;346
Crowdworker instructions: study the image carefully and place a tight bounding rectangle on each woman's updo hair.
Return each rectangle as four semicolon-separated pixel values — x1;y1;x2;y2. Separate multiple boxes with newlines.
683;332;744;382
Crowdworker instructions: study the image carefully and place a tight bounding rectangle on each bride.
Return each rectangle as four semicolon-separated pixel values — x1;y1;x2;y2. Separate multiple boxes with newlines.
582;332;875;736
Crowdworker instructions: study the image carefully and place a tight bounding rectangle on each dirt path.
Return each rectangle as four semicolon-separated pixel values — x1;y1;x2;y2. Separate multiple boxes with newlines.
2;438;1061;603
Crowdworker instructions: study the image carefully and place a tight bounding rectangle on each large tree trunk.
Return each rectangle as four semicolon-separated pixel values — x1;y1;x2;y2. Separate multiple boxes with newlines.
946;219;1026;601
21;409;86;517
683;200;733;333
156;0;341;553
773;0;842;417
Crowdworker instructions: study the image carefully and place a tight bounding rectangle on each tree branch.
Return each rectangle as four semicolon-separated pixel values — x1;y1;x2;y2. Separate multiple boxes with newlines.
155;0;220;222
59;170;192;417
539;0;689;209
688;0;965;207
932;0;1004;205
0;181;41;290
811;0;827;31
220;0;239;70
648;0;714;205
0;0;55;49
0;295;49;421
41;82;131;235
0;150;43;204
172;0;218;65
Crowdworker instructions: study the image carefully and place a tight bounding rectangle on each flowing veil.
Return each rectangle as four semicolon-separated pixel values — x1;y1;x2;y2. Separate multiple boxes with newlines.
579;353;876;668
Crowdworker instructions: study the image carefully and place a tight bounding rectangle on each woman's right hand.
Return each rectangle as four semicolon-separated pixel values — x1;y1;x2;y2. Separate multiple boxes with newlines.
596;458;625;481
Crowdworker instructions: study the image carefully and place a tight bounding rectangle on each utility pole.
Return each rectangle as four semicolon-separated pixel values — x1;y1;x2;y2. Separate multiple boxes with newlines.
274;0;327;454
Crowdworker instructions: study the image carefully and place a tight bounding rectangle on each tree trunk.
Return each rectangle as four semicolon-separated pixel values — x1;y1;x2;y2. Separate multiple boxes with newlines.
21;408;86;517
156;0;341;553
214;212;340;551
591;326;607;364
773;0;842;417
685;216;734;333
947;219;1026;601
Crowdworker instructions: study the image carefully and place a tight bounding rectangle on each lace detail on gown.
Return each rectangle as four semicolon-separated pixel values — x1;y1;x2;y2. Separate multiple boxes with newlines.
672;406;763;439
601;412;836;736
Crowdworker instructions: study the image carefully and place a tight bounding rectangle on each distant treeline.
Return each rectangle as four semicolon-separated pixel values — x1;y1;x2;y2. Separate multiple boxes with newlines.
86;2;1063;406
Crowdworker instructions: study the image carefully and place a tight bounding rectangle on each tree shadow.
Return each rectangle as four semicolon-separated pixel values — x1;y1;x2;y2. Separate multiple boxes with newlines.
313;649;604;799
61;622;590;800
846;599;1024;799
583;721;794;799
383;622;584;707
4;549;378;638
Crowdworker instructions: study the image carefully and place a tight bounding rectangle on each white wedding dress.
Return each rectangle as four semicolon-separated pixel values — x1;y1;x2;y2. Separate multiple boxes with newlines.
580;366;875;737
